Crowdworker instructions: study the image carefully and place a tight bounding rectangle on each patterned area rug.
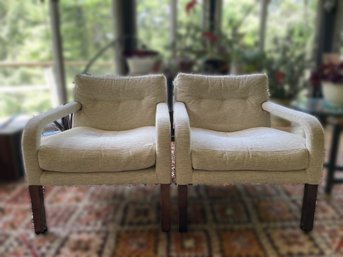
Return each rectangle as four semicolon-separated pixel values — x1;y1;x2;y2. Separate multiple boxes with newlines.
1;181;343;257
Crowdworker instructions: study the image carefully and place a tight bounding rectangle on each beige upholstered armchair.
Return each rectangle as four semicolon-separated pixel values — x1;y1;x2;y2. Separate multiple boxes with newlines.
173;73;325;232
22;74;172;234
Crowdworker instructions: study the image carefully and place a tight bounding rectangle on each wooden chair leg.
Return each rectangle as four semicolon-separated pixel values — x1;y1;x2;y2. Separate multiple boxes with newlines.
300;184;318;233
28;185;48;235
178;185;188;232
160;184;171;232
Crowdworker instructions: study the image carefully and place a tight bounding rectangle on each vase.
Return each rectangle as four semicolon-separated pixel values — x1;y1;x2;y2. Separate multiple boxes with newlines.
125;50;161;75
322;82;343;106
126;56;161;75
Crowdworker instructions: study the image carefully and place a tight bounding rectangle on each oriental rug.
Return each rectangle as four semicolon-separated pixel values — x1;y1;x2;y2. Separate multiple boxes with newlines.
0;181;343;257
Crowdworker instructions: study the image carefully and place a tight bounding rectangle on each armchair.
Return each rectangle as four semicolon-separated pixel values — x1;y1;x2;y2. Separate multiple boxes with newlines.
173;73;324;232
22;74;172;233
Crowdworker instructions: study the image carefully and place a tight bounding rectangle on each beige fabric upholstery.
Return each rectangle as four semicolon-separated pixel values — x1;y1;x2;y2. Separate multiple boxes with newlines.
156;103;172;184
40;168;158;185
22;74;171;185
262;101;325;184
174;102;192;184
74;74;167;131
192;170;311;185
174;73;324;185
22;102;81;185
191;127;309;171
174;73;270;132
38;126;156;173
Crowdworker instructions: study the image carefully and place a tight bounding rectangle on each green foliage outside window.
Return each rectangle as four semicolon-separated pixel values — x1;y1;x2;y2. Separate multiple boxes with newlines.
137;0;171;57
264;0;317;99
0;0;325;119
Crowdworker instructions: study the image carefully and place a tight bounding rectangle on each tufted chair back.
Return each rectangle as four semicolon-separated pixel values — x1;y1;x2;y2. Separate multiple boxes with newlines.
73;74;167;131
174;73;270;132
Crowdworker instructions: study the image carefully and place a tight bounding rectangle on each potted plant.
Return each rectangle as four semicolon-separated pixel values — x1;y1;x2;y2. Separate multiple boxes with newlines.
310;61;343;106
172;0;231;74
263;29;311;127
124;48;161;75
201;31;230;74
264;38;309;103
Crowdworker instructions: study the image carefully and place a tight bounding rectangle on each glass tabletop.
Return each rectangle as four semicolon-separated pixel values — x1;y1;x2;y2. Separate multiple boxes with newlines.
291;98;343;117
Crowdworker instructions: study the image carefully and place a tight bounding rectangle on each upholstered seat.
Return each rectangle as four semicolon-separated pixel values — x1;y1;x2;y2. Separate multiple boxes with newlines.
39;126;156;173
22;74;172;234
174;73;324;233
191;127;309;171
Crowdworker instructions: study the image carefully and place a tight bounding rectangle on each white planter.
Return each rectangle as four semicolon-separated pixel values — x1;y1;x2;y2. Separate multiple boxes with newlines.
322;82;343;106
126;56;160;75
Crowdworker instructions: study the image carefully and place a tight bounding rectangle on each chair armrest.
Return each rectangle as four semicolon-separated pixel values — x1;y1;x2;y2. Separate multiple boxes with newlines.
262;101;325;183
155;103;172;184
22;102;82;185
174;102;193;185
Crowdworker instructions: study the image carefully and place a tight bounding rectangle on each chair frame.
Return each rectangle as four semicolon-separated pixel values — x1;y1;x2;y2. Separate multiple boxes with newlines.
174;100;324;233
23;97;172;234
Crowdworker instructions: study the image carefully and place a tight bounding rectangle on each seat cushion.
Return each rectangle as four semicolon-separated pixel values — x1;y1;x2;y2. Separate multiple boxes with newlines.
38;126;156;173
191;127;309;171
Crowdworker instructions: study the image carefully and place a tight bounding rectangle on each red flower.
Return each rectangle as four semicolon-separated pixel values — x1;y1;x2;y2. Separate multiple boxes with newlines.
275;71;285;84
186;0;197;14
202;31;218;43
310;62;343;84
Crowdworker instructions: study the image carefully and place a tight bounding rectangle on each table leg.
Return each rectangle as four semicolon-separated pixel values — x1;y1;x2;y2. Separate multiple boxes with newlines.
325;124;341;194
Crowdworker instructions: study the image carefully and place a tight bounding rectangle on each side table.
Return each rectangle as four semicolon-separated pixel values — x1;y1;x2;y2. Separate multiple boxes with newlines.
0;116;30;181
291;98;343;194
